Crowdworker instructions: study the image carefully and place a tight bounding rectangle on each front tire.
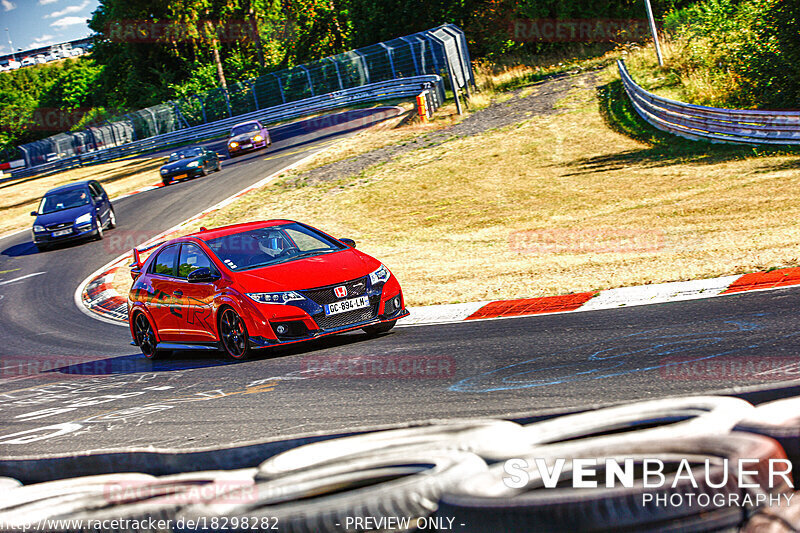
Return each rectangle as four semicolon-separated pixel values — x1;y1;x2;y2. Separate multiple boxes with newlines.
363;320;397;336
162;177;172;186
95;216;104;240
218;307;250;360
35;243;48;252
107;207;116;229
133;312;162;359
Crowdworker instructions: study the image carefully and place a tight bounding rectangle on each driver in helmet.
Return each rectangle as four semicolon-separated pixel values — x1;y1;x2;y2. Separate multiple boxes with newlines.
257;231;285;258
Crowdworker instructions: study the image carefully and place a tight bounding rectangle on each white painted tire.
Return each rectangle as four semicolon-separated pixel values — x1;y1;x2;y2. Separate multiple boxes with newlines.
0;477;21;490
179;450;487;533
0;470;256;533
257;419;525;479
509;396;755;457
736;397;800;473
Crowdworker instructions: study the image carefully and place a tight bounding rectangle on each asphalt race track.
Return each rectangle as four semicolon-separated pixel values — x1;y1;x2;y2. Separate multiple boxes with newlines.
1;108;800;456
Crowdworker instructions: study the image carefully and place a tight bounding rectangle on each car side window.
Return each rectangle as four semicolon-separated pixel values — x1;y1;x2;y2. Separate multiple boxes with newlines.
177;244;215;278
150;245;179;277
88;183;102;200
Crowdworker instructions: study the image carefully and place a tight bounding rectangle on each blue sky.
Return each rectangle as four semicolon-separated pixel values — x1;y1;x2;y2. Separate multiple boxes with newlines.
0;0;98;54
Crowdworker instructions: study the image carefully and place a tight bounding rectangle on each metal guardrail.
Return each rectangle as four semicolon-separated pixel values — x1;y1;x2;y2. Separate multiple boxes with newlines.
14;24;472;170
9;75;445;181
618;60;800;145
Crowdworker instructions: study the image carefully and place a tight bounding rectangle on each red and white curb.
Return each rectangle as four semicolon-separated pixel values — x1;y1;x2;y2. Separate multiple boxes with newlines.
397;267;800;326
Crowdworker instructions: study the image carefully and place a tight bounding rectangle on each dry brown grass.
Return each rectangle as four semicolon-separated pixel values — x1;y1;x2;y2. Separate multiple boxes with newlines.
0;157;166;236
109;70;800;306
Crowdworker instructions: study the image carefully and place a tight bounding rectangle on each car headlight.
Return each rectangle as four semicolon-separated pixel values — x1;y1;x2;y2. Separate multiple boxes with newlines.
160;169;167;174
75;213;92;225
33;225;45;232
253;134;263;142
229;142;239;148
246;291;305;304
369;264;391;285
187;161;199;168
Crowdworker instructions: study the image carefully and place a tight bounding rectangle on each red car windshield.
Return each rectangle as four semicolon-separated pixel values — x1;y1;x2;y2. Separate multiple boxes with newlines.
203;223;344;271
230;123;261;136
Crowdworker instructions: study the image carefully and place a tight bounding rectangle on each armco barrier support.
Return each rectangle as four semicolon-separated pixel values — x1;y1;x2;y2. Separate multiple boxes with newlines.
618;60;800;145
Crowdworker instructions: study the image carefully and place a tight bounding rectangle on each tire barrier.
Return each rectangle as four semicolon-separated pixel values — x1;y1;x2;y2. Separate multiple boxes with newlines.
3;395;800;532
736;397;800;475
257;419;526;478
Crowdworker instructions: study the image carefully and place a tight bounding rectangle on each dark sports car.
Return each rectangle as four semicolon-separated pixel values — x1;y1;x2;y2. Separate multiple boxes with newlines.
226;120;271;158
128;220;408;360
31;180;116;251
159;147;221;186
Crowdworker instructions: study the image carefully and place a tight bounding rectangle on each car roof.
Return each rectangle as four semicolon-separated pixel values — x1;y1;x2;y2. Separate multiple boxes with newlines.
186;220;296;242
231;120;262;128
44;180;92;195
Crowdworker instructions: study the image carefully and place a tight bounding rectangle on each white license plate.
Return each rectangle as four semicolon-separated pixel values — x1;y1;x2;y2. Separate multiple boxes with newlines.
324;295;369;316
52;229;72;237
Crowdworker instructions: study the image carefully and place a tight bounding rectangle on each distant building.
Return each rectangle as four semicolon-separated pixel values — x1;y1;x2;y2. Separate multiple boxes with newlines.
0;36;93;67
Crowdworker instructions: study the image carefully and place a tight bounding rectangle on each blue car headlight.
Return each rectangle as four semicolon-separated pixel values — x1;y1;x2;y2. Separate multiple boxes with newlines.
75;213;92;225
160;168;168;174
247;291;305;304
369;264;391;285
187;161;200;168
33;225;45;232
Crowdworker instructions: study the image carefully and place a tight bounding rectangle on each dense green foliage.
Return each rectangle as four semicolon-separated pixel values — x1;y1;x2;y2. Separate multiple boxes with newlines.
1;0;798;158
664;0;799;109
0;59;105;158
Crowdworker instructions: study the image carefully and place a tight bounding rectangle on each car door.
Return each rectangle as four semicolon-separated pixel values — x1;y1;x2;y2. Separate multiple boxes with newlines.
88;181;109;225
146;245;185;341
175;243;218;342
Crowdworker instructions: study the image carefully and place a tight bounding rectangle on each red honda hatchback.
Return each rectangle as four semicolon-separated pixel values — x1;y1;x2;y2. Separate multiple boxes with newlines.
128;220;408;360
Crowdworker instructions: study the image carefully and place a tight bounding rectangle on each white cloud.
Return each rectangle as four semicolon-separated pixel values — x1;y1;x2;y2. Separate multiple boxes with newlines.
47;0;89;18
2;0;16;11
28;34;56;48
40;0;59;4
50;16;86;28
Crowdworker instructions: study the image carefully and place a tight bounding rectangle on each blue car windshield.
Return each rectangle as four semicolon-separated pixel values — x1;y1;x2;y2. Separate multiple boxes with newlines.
230;123;260;136
38;189;90;214
204;223;344;271
168;148;203;161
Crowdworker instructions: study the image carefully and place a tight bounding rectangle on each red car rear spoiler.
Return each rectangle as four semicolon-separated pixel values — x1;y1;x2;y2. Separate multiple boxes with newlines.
129;241;165;281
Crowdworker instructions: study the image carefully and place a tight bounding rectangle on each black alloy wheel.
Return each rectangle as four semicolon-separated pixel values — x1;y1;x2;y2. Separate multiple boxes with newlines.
134;313;160;359
219;307;250;360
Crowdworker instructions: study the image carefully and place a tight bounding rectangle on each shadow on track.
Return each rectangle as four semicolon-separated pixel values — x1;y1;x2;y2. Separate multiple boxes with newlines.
45;329;396;376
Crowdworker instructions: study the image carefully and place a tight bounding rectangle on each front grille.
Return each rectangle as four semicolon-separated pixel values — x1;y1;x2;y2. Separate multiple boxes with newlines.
300;277;368;306
46;222;72;231
312;296;380;330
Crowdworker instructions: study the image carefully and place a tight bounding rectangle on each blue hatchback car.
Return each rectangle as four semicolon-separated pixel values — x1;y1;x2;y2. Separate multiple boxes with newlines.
31;180;116;251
